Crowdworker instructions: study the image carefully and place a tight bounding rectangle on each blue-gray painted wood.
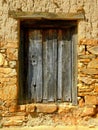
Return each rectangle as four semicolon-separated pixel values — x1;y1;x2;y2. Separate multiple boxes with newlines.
71;27;78;105
43;31;48;101
43;30;57;102
28;30;42;102
58;29;72;102
58;30;63;100
26;28;77;103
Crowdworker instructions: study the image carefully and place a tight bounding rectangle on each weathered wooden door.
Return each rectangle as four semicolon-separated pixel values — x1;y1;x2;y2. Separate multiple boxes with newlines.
19;24;77;104
26;28;72;103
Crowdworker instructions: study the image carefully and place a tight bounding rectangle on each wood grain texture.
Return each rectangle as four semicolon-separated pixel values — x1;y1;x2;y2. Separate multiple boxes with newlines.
71;27;78;105
28;30;42;102
62;29;72;102
43;30;57;102
58;29;72;102
9;11;84;20
20;26;77;104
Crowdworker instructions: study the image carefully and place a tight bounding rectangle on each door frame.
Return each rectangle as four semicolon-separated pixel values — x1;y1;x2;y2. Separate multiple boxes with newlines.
18;20;78;105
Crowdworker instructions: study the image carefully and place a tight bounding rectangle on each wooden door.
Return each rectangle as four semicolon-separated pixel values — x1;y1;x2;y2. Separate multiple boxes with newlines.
27;28;72;102
19;26;77;104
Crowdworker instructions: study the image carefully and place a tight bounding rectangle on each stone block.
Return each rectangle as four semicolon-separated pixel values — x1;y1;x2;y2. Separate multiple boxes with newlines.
80;39;98;45
79;59;91;63
58;104;75;113
85;95;98;105
78;98;85;107
79;77;96;85
78;45;85;55
88;58;98;68
0;77;17;85
78;85;93;93
17;105;26;112
81;68;98;75
94;85;98;92
7;48;18;60
0;68;17;77
88;46;98;55
1;41;18;49
0;42;6;48
9;105;17;113
0;53;4;66
79;54;95;59
81;106;96;117
9;61;16;68
0;88;3;99
5;41;18;48
4;100;17;108
3;116;25;126
36;104;57;113
26;104;35;113
4;60;8;66
78;62;84;68
3;85;18;100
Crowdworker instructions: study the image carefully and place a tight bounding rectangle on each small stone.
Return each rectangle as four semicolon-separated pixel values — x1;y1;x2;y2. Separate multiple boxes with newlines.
6;41;18;48
81;106;96;117
81;68;98;75
79;77;96;85
4;60;8;66
89;125;95;128
79;54;95;59
17;105;26;112
0;88;3;100
0;42;5;48
78;98;85;107
78;62;84;68
88;46;98;55
78;86;93;93
88;58;98;68
94;84;98;92
0;68;17;77
3;116;25;126
26;104;35;113
36;104;57;113
7;48;18;60
3;85;18;100
0;49;5;53
58;104;74;113
9;61;16;68
0;53;4;66
85;95;98;105
80;39;98;45
78;45;85;55
0;77;17;85
95;75;98;78
9;105;17;113
4;100;17;107
79;59;90;62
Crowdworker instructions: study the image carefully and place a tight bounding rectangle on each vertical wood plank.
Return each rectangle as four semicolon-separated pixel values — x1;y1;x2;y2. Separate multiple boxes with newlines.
43;31;48;101
61;29;72;102
52;30;58;101
28;30;42;102
71;27;78;105
43;30;57;102
57;30;63;100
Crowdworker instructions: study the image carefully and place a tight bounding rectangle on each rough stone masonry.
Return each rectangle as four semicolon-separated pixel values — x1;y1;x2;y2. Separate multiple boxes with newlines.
0;0;98;127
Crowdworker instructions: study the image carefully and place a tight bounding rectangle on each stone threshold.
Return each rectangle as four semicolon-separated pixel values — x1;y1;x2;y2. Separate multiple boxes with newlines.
0;125;97;130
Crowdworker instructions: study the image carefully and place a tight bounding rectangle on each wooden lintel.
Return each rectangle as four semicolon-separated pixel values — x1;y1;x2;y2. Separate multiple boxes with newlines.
8;11;84;20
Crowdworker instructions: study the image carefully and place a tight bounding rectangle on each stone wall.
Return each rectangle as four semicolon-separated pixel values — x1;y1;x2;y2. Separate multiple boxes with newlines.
0;0;98;127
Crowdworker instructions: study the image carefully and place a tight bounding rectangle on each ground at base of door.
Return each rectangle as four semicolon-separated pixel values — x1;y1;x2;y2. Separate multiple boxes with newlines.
1;125;98;130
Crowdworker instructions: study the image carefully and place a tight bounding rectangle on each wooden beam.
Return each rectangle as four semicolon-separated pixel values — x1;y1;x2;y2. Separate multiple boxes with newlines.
8;11;84;20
